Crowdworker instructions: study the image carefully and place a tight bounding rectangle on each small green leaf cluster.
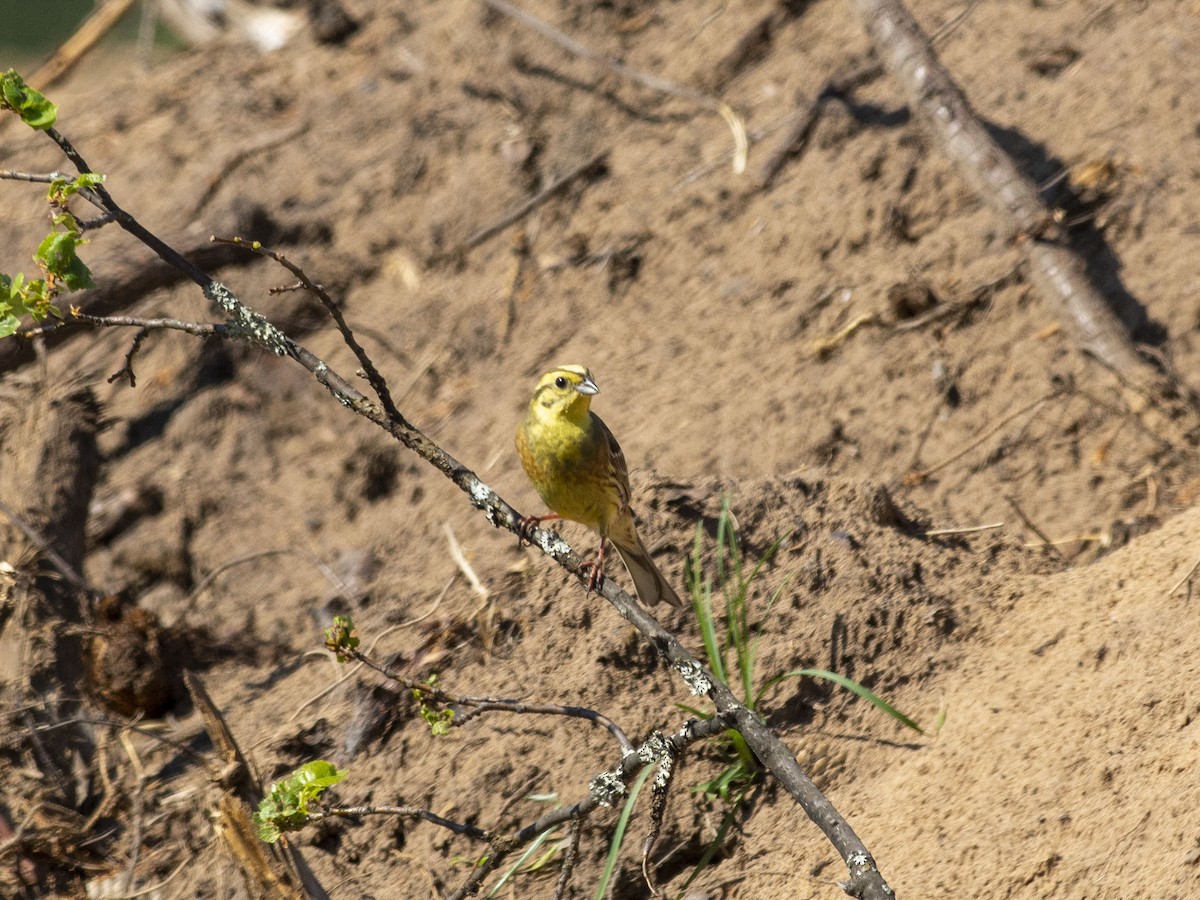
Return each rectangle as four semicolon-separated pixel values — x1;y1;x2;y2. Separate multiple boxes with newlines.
1;73;104;339
413;674;454;736
323;614;360;662
1;201;99;338
253;760;346;843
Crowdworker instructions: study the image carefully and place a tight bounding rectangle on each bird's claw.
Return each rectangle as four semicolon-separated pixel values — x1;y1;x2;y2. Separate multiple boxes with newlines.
516;513;560;547
584;560;605;595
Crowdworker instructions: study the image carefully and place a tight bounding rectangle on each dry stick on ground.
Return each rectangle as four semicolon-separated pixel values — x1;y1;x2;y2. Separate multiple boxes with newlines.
848;0;1197;433
185;672;328;900
6;120;896;900
27;0;140;92
478;0;747;171
462;150;609;252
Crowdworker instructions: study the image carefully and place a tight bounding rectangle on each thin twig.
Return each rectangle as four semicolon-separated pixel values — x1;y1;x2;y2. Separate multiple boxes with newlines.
316;806;490;841
481;0;704;105
290;581;452;722
758;61;883;190
119;730;148;895
212;236;402;423
443;523;488;600
1004;495;1067;562
924;522;1004;537
1167;555;1200;598
181;547;342;623
905;390;1060;482
463;150;608;250
552;817;584;900
0;498;91;591
477;0;746;171
347;643;633;751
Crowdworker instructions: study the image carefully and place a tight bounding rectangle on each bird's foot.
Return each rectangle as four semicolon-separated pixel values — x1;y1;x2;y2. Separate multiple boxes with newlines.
583;538;609;596
517;512;560;547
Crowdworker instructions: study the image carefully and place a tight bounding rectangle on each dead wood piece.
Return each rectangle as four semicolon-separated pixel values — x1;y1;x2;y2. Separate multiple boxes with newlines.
185;672;328;900
28;0;139;91
848;0;1197;433
0;379;101;693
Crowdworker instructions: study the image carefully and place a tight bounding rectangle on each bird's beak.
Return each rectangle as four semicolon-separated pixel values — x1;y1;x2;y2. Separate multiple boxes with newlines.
576;375;599;396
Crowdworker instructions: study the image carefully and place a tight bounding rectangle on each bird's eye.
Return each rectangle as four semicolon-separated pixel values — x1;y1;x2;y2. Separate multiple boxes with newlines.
554;376;568;389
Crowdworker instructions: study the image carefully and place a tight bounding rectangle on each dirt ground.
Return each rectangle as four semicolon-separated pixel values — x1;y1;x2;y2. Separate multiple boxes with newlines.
2;0;1200;897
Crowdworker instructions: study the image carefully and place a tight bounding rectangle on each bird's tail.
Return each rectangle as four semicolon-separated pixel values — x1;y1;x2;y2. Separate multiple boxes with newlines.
609;515;682;608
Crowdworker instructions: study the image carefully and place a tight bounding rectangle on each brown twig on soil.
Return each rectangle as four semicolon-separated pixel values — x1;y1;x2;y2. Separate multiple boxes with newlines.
443;523;489;601
315;806;490;840
344;643;634;752
0;499;91;592
553;817;583;900
847;0;1197;428
924;521;1004;537
185;672;329;900
7;117;897;900
758;60;883;189
182;547;342;624
1004;495;1067;562
462;150;609;251
904;389;1061;483
1166;555;1200;598
478;0;747;171
190;119;310;217
482;0;706;106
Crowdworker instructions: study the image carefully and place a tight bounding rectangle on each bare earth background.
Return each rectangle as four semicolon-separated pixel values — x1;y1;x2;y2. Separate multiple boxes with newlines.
2;1;1200;897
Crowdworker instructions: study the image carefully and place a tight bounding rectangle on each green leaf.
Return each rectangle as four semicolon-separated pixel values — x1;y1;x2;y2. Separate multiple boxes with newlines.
1;70;57;130
35;232;94;291
760;668;924;734
0;314;20;339
253;760;347;844
48;172;106;204
594;764;653;900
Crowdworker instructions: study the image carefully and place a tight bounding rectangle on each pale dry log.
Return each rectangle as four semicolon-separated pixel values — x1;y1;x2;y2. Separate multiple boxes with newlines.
849;0;1196;429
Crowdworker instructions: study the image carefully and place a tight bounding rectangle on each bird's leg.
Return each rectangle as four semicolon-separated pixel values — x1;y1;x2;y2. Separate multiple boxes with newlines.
517;512;561;546
584;537;608;595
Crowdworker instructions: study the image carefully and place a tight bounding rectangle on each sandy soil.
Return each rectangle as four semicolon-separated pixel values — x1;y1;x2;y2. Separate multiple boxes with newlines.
2;1;1200;898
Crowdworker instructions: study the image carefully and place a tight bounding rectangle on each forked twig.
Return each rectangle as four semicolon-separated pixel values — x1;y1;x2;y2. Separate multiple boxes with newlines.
5;113;896;900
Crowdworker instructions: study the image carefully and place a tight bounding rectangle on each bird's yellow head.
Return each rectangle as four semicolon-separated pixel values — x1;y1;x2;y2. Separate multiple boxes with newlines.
528;365;599;426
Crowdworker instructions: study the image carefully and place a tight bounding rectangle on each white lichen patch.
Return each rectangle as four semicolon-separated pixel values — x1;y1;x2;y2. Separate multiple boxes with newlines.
588;770;627;808
205;282;290;355
468;480;491;508
637;731;670;765
676;660;712;696
653;756;673;790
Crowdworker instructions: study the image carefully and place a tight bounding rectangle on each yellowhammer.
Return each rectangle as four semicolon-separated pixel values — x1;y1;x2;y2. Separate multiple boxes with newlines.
515;365;682;607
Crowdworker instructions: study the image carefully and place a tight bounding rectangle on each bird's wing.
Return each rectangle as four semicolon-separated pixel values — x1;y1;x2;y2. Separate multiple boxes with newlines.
591;411;632;510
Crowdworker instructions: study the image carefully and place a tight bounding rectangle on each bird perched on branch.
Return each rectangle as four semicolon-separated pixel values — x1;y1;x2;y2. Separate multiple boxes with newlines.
515;365;682;608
